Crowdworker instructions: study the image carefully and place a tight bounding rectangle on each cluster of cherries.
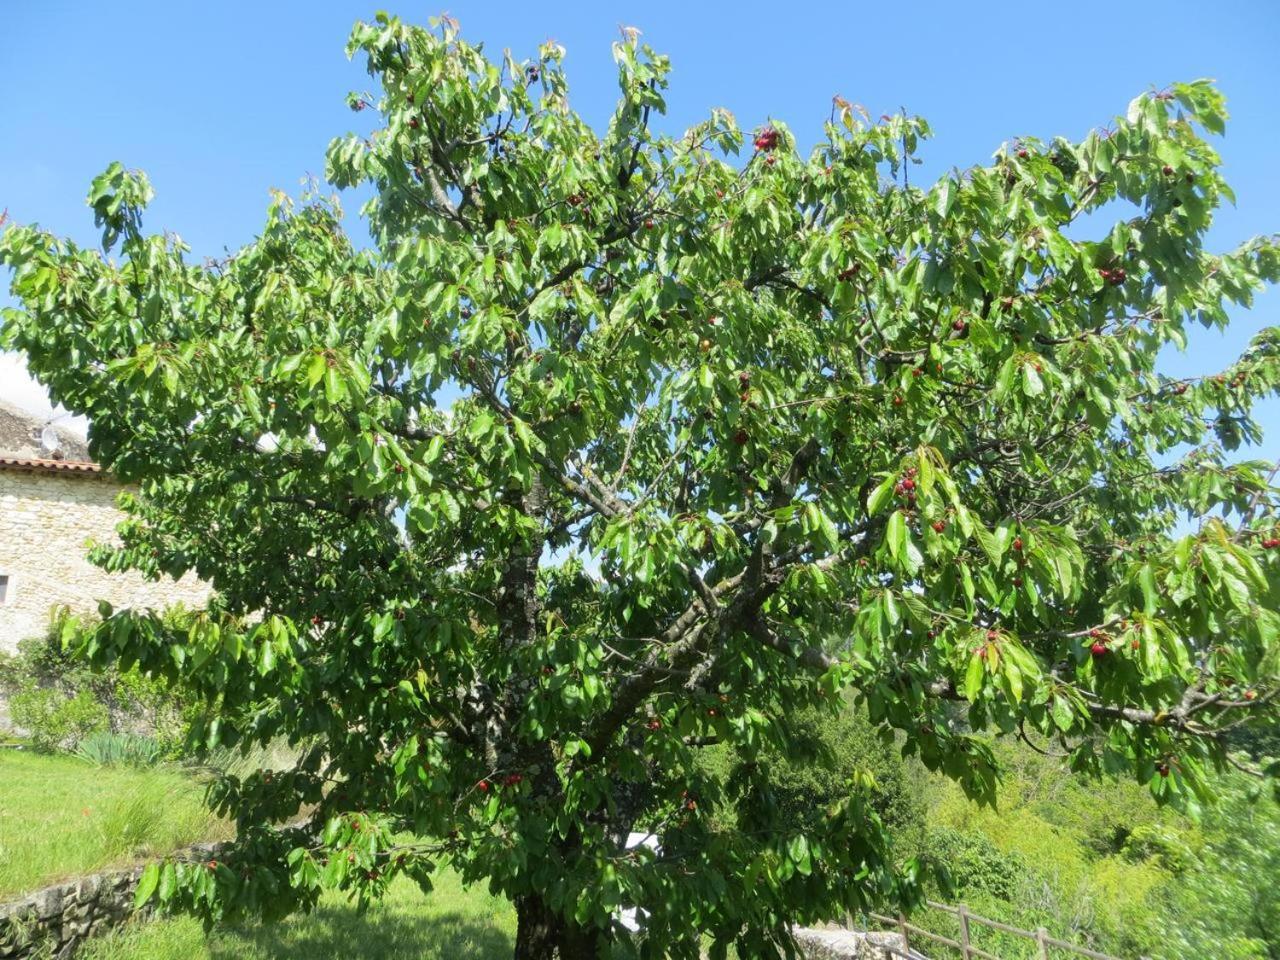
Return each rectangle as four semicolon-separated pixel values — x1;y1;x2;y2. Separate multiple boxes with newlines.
476;773;524;793
754;127;779;151
1262;536;1280;549
1097;266;1127;286
1087;627;1109;658
894;467;918;506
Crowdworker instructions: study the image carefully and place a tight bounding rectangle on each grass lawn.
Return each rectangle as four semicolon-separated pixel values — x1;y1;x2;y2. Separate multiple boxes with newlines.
0;750;228;897
1;750;513;958
80;872;515;960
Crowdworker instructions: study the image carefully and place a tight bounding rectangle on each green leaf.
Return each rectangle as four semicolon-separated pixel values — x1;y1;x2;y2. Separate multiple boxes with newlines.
964;652;985;702
868;475;896;515
886;510;907;563
135;862;160;906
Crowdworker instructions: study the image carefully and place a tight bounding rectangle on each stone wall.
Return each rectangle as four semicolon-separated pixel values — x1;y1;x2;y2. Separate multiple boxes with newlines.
0;468;209;655
0;842;223;960
795;926;921;959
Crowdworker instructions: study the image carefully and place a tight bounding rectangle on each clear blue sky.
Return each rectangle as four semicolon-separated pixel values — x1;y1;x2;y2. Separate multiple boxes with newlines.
2;0;1278;451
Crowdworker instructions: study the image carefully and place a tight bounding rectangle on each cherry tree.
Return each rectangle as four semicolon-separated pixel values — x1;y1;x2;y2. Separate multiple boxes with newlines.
3;13;1279;958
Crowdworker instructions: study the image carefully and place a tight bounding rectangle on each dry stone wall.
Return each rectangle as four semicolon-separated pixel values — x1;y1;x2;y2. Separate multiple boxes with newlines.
0;842;224;959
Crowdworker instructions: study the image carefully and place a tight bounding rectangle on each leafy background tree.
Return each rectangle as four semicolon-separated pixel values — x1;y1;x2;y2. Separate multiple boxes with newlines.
2;12;1279;959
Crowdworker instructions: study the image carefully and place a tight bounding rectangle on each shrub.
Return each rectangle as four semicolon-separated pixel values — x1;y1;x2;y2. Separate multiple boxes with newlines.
926;826;1027;902
0;609;197;754
7;686;109;752
699;702;926;861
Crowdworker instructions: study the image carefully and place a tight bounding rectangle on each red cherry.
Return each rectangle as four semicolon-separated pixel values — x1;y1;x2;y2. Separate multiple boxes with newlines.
765;155;776;167
1244;690;1257;701
644;218;656;230
901;478;915;491
1012;537;1023;552
931;520;946;533
912;367;923;377
1013;577;1023;587
310;615;323;627
1090;641;1108;658
1017;149;1029;159
986;630;999;642
477;780;491;793
892;394;904;407
207;860;218;871
408;118;420;129
1162;165;1174;176
952;319;967;332
733;428;750;446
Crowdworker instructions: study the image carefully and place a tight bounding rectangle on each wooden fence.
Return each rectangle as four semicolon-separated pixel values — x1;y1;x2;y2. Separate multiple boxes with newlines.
855;901;1143;960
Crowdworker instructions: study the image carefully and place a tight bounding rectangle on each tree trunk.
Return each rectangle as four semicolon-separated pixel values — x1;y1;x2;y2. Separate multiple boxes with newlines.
513;895;606;959
514;895;559;960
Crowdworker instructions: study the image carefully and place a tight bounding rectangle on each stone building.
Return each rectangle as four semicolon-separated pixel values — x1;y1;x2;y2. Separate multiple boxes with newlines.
0;400;208;654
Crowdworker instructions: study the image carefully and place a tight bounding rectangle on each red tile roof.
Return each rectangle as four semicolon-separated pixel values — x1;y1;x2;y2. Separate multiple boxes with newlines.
0;456;103;475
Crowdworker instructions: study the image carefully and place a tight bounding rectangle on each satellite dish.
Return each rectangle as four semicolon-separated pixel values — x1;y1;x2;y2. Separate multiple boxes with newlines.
39;424;62;458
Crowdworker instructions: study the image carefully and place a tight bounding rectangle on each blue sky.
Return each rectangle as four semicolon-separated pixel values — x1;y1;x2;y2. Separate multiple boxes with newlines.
2;0;1278;450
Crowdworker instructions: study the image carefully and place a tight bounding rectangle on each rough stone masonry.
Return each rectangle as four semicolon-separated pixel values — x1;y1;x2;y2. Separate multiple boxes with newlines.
0;842;224;960
0;401;208;657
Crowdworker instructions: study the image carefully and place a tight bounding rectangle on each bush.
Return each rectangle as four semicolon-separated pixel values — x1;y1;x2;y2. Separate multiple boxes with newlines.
698;701;926;860
0;609;197;753
7;686;109;752
926;827;1028;902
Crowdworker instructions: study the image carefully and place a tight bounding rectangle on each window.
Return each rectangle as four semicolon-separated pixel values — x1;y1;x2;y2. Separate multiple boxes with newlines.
0;574;9;605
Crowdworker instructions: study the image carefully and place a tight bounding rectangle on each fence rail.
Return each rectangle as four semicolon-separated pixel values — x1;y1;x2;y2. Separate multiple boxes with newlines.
855;900;1140;960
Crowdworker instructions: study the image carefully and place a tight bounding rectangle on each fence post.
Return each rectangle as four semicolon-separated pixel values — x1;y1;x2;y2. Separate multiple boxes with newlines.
1036;926;1050;960
957;904;972;959
897;912;911;956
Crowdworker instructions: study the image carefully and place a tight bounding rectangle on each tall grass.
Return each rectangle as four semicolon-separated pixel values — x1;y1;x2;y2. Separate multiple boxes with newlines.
73;732;164;768
0;751;228;896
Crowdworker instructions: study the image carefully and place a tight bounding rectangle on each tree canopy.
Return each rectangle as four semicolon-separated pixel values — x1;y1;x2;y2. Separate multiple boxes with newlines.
3;12;1279;959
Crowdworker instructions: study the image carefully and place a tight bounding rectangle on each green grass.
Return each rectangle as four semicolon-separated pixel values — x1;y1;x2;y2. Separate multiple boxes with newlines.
80;872;515;960
0;750;228;896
